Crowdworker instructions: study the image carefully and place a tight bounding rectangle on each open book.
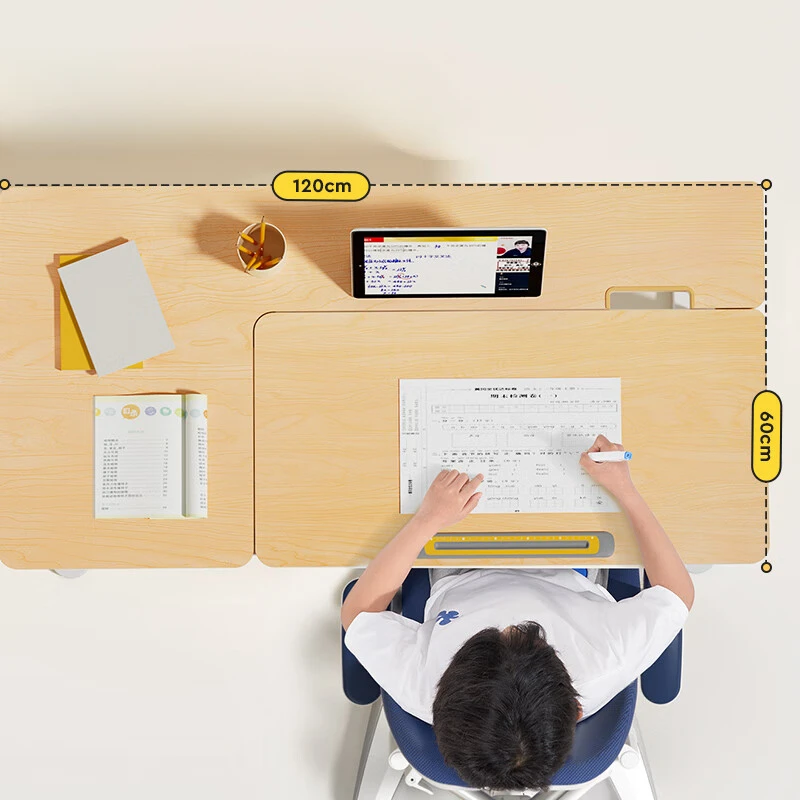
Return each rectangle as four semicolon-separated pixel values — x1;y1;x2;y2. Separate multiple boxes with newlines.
94;394;208;519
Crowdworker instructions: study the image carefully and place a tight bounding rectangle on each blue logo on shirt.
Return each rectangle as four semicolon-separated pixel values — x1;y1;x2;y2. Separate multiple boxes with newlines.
436;610;460;626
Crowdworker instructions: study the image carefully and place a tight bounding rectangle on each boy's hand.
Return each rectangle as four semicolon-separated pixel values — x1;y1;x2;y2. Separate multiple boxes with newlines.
579;435;637;501
415;470;484;530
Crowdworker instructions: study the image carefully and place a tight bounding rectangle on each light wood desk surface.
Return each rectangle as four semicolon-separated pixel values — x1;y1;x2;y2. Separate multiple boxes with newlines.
0;185;764;568
255;309;764;567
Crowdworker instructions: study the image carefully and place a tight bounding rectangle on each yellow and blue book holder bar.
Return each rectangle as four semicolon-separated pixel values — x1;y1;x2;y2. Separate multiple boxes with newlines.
419;532;615;559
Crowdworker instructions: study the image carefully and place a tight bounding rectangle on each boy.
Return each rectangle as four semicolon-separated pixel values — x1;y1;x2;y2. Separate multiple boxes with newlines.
342;435;694;793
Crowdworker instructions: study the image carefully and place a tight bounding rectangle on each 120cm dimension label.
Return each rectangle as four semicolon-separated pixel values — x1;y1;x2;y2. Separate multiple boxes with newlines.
752;390;782;482
272;171;370;201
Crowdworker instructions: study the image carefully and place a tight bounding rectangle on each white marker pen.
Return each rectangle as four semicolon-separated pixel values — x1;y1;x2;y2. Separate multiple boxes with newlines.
588;451;632;462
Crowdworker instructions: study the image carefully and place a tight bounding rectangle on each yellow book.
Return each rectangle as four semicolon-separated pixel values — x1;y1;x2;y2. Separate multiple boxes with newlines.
59;254;143;370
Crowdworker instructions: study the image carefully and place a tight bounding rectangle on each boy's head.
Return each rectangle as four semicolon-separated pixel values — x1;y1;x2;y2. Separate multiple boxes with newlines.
432;622;579;792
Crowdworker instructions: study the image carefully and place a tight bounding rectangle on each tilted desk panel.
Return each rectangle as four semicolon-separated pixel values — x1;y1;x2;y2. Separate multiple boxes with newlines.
254;310;763;567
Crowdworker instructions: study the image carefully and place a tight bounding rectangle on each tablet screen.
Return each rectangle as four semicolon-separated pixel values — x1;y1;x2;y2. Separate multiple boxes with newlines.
351;229;546;297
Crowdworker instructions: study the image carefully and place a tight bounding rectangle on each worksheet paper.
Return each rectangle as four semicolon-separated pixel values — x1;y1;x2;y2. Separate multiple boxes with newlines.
400;378;622;514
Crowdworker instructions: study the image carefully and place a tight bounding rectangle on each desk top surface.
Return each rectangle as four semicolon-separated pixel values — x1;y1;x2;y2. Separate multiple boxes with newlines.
0;185;765;568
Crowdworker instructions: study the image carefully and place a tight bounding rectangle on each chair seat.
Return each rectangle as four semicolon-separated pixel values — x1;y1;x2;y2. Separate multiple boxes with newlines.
383;680;638;789
378;568;640;788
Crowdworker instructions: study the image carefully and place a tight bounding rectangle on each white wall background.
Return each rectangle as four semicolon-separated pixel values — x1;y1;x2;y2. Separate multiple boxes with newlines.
1;1;798;798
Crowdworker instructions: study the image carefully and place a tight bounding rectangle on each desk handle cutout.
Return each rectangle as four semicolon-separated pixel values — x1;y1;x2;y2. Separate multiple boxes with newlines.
605;286;694;310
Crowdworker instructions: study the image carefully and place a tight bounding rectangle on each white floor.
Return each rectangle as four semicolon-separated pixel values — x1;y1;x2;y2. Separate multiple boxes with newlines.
1;557;797;799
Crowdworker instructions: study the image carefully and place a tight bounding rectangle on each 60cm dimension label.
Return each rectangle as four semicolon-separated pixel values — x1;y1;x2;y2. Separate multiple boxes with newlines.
272;171;370;202
752;390;782;482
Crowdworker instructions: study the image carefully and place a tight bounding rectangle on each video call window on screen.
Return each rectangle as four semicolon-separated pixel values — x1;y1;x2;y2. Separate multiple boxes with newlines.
495;235;537;293
352;229;546;298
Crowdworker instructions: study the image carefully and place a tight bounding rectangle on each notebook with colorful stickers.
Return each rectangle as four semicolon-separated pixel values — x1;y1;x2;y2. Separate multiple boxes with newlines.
94;394;207;518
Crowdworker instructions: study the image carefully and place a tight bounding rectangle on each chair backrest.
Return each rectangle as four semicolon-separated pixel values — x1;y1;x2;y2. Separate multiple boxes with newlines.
385;568;638;789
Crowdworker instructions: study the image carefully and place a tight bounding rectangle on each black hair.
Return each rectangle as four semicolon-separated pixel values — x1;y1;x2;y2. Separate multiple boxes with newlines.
514;239;529;245
432;623;579;792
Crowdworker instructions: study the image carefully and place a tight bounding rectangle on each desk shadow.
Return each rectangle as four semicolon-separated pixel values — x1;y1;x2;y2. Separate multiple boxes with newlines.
113;388;202;397
3;124;459;186
47;237;128;372
193;212;250;274
258;202;459;294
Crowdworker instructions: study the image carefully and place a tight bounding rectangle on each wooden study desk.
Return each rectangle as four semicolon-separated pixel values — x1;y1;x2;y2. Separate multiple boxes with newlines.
0;184;764;569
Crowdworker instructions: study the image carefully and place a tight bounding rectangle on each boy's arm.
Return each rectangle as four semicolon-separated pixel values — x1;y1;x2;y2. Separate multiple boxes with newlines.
580;435;695;611
341;470;483;631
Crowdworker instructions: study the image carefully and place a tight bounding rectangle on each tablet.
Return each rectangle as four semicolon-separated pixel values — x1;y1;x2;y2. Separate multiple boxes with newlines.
351;228;547;298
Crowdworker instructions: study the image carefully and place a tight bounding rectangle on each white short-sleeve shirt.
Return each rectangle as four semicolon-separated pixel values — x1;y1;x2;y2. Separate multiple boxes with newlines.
344;569;688;723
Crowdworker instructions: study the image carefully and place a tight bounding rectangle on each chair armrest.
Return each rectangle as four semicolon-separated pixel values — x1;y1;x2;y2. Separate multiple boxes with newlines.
341;579;382;705
341;571;429;704
640;572;683;704
606;569;683;703
641;631;683;704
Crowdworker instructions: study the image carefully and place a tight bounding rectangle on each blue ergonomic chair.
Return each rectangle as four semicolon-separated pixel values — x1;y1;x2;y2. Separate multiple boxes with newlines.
341;568;682;799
